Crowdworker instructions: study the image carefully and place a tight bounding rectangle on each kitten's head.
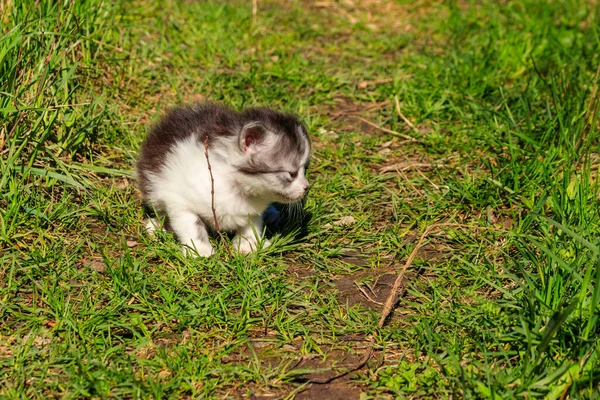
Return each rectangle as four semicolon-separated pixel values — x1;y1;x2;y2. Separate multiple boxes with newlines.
232;108;311;204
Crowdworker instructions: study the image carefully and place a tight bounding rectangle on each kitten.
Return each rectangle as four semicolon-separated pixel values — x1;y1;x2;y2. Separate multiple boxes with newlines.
136;103;311;257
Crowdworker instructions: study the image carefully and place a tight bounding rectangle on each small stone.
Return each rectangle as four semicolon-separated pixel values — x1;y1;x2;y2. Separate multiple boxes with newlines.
334;216;356;226
89;259;106;273
325;216;357;228
114;178;129;190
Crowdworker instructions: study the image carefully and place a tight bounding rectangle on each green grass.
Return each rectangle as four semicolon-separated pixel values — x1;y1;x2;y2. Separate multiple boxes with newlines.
1;0;600;398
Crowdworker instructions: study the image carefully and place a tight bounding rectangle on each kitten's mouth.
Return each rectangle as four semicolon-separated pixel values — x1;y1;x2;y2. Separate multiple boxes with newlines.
277;193;304;204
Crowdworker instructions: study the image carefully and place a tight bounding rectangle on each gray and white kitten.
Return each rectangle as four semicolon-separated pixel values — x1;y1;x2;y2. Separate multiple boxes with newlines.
136;103;311;257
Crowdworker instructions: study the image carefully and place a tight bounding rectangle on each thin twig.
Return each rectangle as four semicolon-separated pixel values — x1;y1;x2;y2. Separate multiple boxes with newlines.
379;162;444;173
378;222;506;328
355;283;384;305
329;100;388;119
353;116;417;142
91;38;125;53
414;167;440;190
381;159;441;190
252;0;258;24
292;347;374;384
378;225;435;328
357;78;393;89
203;135;227;245
394;95;420;133
395;167;422;196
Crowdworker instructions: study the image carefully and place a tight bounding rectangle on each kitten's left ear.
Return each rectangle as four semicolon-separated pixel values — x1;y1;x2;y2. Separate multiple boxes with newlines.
240;123;268;153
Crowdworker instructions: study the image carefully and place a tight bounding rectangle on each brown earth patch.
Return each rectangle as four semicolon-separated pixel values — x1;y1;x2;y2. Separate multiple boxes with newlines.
335;271;405;310
333;242;448;312
295;380;363;400
306;0;442;33
221;335;374;399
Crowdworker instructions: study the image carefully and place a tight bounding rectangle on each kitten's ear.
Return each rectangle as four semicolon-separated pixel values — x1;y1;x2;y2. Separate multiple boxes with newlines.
240;123;268;153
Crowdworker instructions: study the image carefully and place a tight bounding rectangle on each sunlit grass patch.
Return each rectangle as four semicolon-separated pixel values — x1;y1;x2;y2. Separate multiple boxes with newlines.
1;0;600;398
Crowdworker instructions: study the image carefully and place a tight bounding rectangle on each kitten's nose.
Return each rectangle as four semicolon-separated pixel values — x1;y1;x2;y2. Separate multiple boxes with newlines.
301;178;309;192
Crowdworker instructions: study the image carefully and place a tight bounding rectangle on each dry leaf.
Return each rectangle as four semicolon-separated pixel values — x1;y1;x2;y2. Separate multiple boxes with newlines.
88;259;106;273
325;216;356;227
158;370;172;379
357;78;393;89
114;178;129;190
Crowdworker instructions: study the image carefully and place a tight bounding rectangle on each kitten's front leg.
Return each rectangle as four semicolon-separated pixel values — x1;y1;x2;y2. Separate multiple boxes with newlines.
234;215;271;254
168;208;214;257
144;218;165;236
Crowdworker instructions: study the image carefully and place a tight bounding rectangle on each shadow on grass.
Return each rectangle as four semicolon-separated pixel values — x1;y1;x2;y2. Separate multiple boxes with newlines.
142;201;312;242
264;201;312;240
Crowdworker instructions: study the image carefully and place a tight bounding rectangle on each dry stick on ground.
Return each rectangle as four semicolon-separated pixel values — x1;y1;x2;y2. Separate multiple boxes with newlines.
414;167;440;190
297;222;505;383
396;167;423;196
378;224;438;328
292;347;375;385
203;135;228;248
353;116;418;142
378;222;508;328
380;162;443;173
394;95;420;134
329;100;389;119
357;78;394;89
355;282;384;306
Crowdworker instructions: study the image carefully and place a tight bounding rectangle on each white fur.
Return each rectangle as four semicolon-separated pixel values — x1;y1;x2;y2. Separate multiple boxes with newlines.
144;218;163;235
143;136;309;257
149;137;271;228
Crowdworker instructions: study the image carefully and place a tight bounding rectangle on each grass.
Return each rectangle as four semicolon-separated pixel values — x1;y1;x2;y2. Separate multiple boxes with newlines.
1;0;600;398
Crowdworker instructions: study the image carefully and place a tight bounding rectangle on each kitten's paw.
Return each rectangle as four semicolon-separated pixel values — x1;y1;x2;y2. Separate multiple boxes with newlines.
182;242;215;258
145;218;163;236
236;238;256;254
235;237;270;254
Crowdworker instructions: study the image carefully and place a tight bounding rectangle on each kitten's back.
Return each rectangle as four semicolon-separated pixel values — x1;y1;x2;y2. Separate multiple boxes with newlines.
136;103;239;196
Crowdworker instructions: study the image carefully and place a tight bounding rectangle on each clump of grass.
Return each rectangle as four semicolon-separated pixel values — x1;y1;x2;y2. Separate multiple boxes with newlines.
1;0;119;247
1;0;600;398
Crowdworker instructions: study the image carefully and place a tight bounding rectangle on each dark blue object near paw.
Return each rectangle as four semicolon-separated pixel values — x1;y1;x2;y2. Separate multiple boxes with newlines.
263;204;281;224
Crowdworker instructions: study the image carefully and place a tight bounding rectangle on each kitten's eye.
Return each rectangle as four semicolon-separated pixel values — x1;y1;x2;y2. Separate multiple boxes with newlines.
288;171;298;179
